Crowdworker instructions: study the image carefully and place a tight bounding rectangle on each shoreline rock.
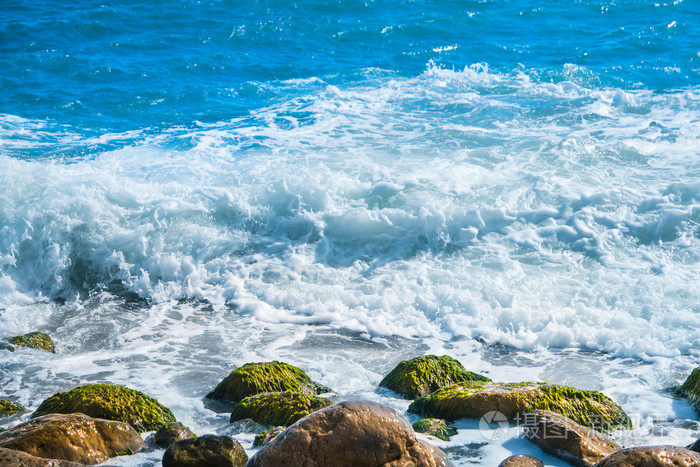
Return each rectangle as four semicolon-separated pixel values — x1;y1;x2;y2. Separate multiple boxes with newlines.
593;445;700;466
9;332;55;353
162;435;247;467
412;418;457;442
230;391;332;426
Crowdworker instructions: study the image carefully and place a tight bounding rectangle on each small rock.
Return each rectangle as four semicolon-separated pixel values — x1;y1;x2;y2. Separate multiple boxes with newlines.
33;383;176;432
9;332;55;353
152;422;196;449
523;410;621;467
408;382;631;431
253;426;285;447
593;445;700;466
0;413;144;465
230;391;332;426
412;418;457;441
380;355;491;399
0;400;25;424
207;361;331;403
0;446;86;466
499;454;545;467
247;400;452;467
162;434;247;467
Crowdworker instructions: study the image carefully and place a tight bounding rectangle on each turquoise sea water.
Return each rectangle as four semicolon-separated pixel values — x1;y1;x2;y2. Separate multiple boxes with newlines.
1;1;700;465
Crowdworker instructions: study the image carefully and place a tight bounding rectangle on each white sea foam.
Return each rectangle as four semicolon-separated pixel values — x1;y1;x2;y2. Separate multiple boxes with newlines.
1;64;699;465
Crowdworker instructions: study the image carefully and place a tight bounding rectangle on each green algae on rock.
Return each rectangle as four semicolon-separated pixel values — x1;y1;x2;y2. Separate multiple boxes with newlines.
32;383;176;433
412;418;457;441
9;332;55;353
408;382;631;431
0;400;25;419
207;361;331;403
253;426;285;447
230;391;332;426
681;368;700;413
380;355;491;399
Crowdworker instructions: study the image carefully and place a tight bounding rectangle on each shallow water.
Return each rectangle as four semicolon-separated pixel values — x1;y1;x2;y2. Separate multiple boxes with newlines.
1;0;699;464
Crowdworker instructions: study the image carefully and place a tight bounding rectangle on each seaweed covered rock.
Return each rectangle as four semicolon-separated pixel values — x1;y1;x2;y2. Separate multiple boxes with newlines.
0;413;143;465
32;384;175;433
0;447;86;466
9;332;55;353
523;410;621;467
162;435;247;467
230;391;332;426
499;455;545;467
412;418;457;441
247;401;452;467
681;368;700;413
380;355;491;399
408;382;631;431
207;361;330;403
253;426;285;447
593;445;700;466
151;422;196;449
0;399;25;423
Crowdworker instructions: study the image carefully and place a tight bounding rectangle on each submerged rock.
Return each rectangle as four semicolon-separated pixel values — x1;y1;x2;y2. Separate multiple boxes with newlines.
380;355;491;399
0;413;143;465
9;332;55;353
152;422;196;449
0;400;25;423
248;400;452;467
681;368;700;413
32;383;176;433
523;410;621;467
230;391;332;426
207;361;330;403
162;435;247;467
0;447;86;466
412;418;457;441
253;426;285;447
498;454;545;467
593;445;700;466
408;382;631;431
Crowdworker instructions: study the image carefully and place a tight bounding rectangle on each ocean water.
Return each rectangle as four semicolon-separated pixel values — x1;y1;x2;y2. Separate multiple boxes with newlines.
1;0;699;464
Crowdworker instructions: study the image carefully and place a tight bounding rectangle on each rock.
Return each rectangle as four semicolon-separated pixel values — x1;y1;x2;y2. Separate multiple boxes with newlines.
162;434;247;467
9;332;55;353
0;447;86;466
247;400;452;467
498;454;545;467
0;400;25;423
523;410;621;467
689;438;700;453
230;391;332;426
207;361;330;403
593;445;700;466
152;422;196;449
681;368;700;413
380;355;491;399
32;383;176;433
408;382;631;431
412;418;457;441
253;426;285;447
0;413;143;465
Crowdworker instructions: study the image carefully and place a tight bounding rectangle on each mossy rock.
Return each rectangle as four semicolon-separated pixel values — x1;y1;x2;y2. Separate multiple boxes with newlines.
230;391;332;426
681;368;700;413
9;332;55;353
412;418;457;441
408;382;631;431
0;400;24;420
207;361;331;403
253;426;285;447
32;383;176;433
379;355;491;399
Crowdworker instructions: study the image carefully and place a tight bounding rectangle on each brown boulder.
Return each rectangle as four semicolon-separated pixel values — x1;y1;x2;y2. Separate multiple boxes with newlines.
499;454;545;467
594;445;700;466
523;410;621;467
152;422;196;449
162;434;247;467
0;447;86;466
0;413;143;465
247;400;452;467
